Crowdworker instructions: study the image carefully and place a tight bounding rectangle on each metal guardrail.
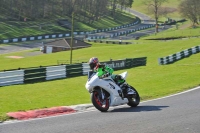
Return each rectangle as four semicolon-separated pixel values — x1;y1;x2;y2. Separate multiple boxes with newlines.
0;57;147;87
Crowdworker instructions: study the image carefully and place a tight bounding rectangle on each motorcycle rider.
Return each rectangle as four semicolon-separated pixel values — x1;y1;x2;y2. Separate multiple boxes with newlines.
88;57;135;95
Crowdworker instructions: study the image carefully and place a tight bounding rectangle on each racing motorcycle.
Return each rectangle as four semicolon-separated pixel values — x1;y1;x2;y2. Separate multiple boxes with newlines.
85;71;140;112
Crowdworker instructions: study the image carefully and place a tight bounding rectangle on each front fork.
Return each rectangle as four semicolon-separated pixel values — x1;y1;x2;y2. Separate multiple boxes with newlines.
100;88;105;100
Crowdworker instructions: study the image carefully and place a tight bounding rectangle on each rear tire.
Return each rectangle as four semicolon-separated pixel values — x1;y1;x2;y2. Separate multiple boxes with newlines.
91;90;109;112
127;86;140;107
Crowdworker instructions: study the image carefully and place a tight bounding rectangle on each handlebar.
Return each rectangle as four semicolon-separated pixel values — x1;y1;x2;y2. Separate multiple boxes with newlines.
99;73;111;79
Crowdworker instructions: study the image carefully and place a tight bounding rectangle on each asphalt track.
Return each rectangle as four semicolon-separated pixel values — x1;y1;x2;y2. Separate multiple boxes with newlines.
1;87;200;133
0;42;44;55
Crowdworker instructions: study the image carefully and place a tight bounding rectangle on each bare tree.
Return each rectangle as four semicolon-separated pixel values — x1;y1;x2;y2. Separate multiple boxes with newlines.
159;7;177;20
143;0;168;33
110;0;117;19
179;0;200;26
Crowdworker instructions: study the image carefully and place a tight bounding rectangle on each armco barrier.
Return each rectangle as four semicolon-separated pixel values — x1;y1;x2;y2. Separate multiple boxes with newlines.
158;45;200;65
0;57;147;87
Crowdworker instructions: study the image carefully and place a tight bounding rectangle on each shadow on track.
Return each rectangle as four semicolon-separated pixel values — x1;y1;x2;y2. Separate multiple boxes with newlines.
109;105;169;113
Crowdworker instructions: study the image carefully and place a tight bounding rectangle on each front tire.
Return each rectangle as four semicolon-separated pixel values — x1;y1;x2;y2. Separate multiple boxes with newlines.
91;90;109;112
127;86;140;107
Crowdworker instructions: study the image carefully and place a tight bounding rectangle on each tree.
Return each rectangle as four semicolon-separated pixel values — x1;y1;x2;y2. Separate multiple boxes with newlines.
179;0;200;26
110;0;117;19
0;0;130;22
117;0;134;11
143;0;168;33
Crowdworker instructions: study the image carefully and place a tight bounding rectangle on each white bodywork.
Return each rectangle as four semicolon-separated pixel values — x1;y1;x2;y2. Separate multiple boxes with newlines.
85;71;129;106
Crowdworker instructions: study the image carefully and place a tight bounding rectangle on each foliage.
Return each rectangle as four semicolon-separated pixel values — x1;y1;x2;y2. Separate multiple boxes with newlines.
132;0;182;21
142;0;168;32
179;0;200;26
0;0;133;22
0;10;136;40
142;23;200;39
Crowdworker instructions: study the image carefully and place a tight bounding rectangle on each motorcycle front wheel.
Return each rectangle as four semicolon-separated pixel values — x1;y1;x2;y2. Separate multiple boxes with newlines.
127;86;140;107
91;90;109;112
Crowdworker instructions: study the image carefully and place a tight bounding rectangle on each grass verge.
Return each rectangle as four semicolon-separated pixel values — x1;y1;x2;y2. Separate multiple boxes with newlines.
142;23;200;40
0;37;200;121
0;11;136;40
132;0;183;21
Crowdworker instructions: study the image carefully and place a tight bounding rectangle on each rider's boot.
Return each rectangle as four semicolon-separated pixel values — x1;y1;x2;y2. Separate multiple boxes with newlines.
120;82;135;95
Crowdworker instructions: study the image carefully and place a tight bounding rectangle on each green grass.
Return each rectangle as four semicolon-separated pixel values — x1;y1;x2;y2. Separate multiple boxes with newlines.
0;37;200;121
75;11;137;31
0;1;200;121
132;0;183;21
142;23;200;39
0;11;136;40
0;19;68;40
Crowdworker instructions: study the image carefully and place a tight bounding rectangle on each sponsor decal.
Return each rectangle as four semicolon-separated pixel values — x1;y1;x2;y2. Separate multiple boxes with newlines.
101;60;125;68
109;83;115;89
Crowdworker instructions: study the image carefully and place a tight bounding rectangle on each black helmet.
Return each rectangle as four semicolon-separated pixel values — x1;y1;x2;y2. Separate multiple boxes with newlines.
89;57;99;70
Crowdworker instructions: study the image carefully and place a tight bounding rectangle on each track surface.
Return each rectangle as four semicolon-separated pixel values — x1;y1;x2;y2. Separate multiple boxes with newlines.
0;42;44;54
1;87;200;133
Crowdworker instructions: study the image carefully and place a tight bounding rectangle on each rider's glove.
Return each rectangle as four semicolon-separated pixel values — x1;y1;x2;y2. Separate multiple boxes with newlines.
105;73;110;77
100;73;110;79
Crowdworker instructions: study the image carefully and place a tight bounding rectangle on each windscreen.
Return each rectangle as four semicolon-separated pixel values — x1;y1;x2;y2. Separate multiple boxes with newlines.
87;71;96;80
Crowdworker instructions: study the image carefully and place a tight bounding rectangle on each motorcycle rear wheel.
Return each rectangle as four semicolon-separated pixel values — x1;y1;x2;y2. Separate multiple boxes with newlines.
127;86;140;107
91;91;109;112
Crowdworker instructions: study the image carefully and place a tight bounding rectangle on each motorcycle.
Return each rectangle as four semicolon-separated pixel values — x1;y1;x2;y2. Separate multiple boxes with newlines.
85;71;140;112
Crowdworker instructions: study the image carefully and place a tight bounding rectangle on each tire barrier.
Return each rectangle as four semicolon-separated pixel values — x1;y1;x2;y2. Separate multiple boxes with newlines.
0;70;24;87
158;45;200;65
86;36;106;40
109;24;155;38
0;57;147;87
24;67;46;83
46;65;66;80
0;18;141;44
87;40;132;45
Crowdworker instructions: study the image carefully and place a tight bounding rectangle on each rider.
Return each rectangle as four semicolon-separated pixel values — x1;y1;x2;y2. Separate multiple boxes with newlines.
88;57;134;95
